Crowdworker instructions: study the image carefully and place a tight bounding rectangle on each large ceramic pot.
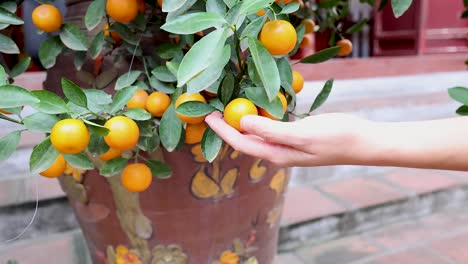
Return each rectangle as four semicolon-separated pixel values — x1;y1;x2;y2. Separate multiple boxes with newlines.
42;1;290;263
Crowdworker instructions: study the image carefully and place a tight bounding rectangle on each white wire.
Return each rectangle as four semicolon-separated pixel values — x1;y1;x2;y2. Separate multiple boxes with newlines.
0;175;39;244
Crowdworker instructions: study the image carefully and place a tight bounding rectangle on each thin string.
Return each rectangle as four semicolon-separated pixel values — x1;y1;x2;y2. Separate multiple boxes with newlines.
0;175;39;244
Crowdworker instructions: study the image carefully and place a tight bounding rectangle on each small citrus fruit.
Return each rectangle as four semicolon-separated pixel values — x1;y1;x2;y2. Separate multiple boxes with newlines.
137;0;146;13
106;0;139;23
99;148;122;161
291;70;304;94
40;154;66;178
104;24;122;44
256;9;266;16
336;39;353;57
259;93;287;120
300;34;313;48
275;0;295;3
224;98;258;132
146;91;171;117
157;0;163;7
104;116;140;151
259;20;297;56
301;19;316;34
175;93;207;124
121;163;152;192
185;122;207;144
127;89;148;110
32;4;63;33
51;119;90;154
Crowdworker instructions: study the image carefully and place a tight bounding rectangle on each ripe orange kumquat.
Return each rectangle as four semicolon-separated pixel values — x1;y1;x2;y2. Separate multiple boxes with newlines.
106;0;139;23
224;98;258;132
50;119;90;154
40;154;67;178
258;93;287;120
300;34;313;48
104;116;140;151
291;70;304;94
104;24;123;44
256;9;266;16
121;163;153;192
137;0;146;13
157;0;163;7
175;93;207;124
126;89;148;110
99;148;122;161
275;0;295;3
259;20;297;56
336;39;353;57
301;19;316;34
32;4;63;33
146;91;171;117
185;122;207;144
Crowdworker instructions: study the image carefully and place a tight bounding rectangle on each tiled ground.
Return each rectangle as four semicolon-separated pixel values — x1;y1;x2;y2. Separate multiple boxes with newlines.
276;207;468;264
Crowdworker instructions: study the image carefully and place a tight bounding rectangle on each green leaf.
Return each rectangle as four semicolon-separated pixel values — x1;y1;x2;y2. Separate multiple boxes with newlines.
346;19;368;34
109;86;138;114
0;65;6;85
456;105;468;116
115;70;141;90
0;6;23;25
138;133;160;152
201;127;223;162
159;105;183;152
465;0;468;7
29;137;59;174
176;101;216;117
280;2;300;14
67;101;88;117
31;90;69;114
300;46;341;64
223;0;239;8
245;87;284;119
74;51;87;71
0;130;21;161
64;153;95;170
379;0;388;10
309;79;333;112
209;98;224;111
90;32;105;59
247;37;281;101
146;160;172;179
177;28;228;87
157;43;183;60
22;113;59;133
277;57;293;88
88;134;109;155
95;69;118;89
186;45;230;95
110;23;138;45
462;10;468;19
161;12;227;34
226;2;245;28
60;23;88;51
84;0;105;30
9;57;31;78
239;0;274;15
149;76;176;94
448;87;468;105
240;15;267;39
123;108;152;120
220;72;235;105
152;66;177;83
39;36;63;69
0;33;19;54
100;158;128;177
137;121;153;137
207;0;227;16
82;119;109;136
289;24;305;56
62;78;88;108
84;89;112;113
162;0;190;12
0;2;17;13
391;0;413;18
0;85;39;108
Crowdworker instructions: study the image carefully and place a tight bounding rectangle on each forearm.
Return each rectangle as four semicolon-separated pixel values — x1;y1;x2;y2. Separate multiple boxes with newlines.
355;117;468;171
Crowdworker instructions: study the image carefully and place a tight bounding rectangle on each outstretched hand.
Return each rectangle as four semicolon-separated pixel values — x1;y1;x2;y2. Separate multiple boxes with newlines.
205;111;371;167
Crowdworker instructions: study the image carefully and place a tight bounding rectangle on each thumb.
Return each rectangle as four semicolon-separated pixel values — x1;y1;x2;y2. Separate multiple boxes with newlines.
240;115;301;145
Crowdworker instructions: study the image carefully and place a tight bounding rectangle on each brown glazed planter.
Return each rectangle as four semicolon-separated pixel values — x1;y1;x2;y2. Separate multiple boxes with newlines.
42;1;291;263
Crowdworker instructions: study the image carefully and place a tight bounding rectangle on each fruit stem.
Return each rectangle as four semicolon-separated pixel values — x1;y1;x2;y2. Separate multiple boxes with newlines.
0;114;22;124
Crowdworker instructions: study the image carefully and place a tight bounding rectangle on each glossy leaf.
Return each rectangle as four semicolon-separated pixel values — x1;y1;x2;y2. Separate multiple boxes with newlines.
23;113;59;133
239;0;273;15
84;89;112;113
240;15;267;39
280;2;300;14
391;0;413;18
161;12;226;34
456;105;468;116
0;65;6;85
245;87;284;119
309;79;334;113
109;86;138;114
115;70;141;90
0;130;21;161
29;137;59;174
201;127;223;162
9;57;31;78
62;78;88;108
159;105;183;152
31;90;69;114
157;43;183;60
162;0;190;12
300;46;341;64
346;19;368;34
146;160;172;179
100;158;128;177
123;108;152;120
0;7;22;25
110;23;138;45
95;69;118;89
83;119;109;136
0;85;39;108
90;32;105;59
176;101;216;117
64;153;95;170
138;133;160;152
207;0;227;16
220;72;235;105
0;33;19;54
152;66;177;83
60;24;88;51
84;0;105;30
149;76;176;94
39;36;63;69
448;87;468;105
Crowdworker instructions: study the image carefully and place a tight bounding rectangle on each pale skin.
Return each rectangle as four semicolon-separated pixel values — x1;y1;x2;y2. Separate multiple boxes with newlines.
205;111;468;171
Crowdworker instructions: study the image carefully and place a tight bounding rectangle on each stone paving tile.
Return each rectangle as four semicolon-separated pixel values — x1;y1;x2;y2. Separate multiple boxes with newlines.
295;236;382;264
429;231;468;263
383;169;460;194
275;253;305;264
318;177;406;209
364;247;449;264
281;186;346;226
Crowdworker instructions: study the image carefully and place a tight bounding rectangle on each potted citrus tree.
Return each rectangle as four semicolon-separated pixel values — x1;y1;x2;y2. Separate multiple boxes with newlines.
0;0;413;263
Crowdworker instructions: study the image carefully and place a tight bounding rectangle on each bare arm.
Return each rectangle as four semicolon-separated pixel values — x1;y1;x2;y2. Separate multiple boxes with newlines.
205;112;468;171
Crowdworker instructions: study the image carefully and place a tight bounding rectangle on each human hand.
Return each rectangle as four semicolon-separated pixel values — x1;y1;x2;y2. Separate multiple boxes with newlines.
205;111;372;167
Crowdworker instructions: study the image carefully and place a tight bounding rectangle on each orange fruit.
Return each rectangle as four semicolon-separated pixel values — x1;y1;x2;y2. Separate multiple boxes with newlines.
51;119;90;154
185;122;207;144
137;0;146;13
175;93;207;124
121;163;153;192
104;24;122;44
291;70;304;94
32;4;63;33
259;93;287;120
146;91;171;117
224;98;258;132
202;90;217;99
127;89;148;110
104;116;140;151
99;148;122;161
157;0;163;7
256;9;266;16
275;0;295;3
259;20;297;56
301;19;316;34
300;34;313;48
336;39;353;57
106;0;139;23
40;154;67;178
